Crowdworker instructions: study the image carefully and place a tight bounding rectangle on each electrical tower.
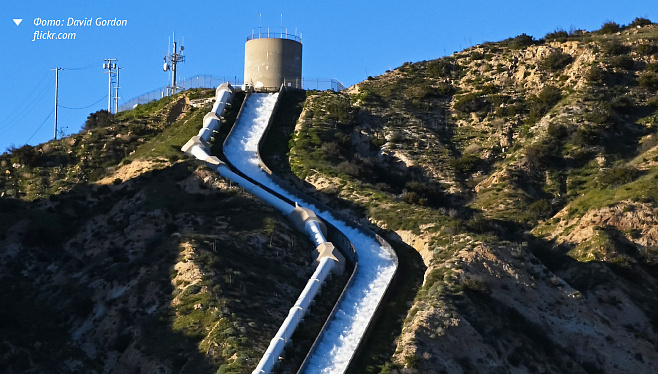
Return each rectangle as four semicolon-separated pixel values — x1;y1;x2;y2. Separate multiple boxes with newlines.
114;66;121;114
163;34;184;96
51;67;64;140
102;58;118;113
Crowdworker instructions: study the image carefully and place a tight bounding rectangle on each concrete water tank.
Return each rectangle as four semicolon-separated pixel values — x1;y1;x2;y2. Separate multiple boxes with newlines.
244;32;302;91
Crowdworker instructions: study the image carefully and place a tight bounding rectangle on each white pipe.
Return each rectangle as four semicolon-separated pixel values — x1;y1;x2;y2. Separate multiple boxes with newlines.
223;93;397;374
252;257;335;374
304;220;327;247
183;89;361;374
215;164;294;215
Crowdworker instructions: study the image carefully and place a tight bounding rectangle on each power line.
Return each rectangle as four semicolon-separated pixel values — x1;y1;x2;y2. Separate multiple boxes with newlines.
0;72;51;132
59;95;108;110
60;62;97;71
25;107;55;143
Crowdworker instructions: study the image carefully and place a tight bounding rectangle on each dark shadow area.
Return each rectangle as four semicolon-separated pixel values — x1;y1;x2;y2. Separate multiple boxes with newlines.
0;165;217;373
455;286;593;373
0;157;320;373
347;231;426;374
528;232;658;335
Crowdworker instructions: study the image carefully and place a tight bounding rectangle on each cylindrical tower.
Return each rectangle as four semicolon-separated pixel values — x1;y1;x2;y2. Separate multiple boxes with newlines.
244;32;302;91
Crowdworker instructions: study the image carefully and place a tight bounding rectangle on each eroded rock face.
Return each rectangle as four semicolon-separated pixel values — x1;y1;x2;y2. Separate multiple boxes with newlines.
286;23;658;374
394;242;657;374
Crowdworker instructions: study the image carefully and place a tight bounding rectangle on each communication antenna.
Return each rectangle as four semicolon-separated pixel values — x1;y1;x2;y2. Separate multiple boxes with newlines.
163;33;185;96
102;58;118;113
114;67;122;114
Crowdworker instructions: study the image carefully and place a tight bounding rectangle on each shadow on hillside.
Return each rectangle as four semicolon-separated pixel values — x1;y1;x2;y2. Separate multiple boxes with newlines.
0;166;216;372
528;231;658;333
2;160;318;373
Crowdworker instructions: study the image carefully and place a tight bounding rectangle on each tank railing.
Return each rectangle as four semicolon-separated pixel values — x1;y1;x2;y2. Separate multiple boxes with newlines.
118;74;243;112
247;30;302;43
245;78;346;93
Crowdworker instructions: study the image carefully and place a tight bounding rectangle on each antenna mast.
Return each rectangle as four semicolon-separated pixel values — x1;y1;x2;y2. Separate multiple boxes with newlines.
102;58;118;113
114;67;121;113
163;33;185;96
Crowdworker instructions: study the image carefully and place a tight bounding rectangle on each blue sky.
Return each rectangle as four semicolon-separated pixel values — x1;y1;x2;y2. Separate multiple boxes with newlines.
1;0;656;153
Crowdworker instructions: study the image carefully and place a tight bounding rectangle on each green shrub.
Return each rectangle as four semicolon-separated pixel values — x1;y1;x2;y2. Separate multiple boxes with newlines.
525;141;559;169
603;40;627;55
454;92;487;113
527;85;562;123
610;96;633;113
325;96;352;124
537;85;562;106
598;21;621;34
84;109;114;130
7;145;39;167
426;59;452;77
503;33;535;49
404;355;420;368
471;51;484;61
547;122;568;139
587;65;605;83
450;154;481;173
481;84;499;95
611;55;635;70
544;29;569;42
598;166;640;188
540;50;574;72
647;63;658;73
629;17;652;28
636;43;655;56
648;96;658;108
639;72;658;90
584;107;613;126
572;126;601;146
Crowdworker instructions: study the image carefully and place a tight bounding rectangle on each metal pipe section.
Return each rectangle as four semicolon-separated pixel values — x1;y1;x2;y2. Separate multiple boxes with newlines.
253;257;335;374
305;219;326;247
215;163;294;215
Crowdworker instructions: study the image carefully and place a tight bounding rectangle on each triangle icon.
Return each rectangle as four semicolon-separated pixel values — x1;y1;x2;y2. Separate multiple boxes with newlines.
13;19;22;26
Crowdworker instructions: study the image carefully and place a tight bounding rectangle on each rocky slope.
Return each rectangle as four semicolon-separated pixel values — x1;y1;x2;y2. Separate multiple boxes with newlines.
0;90;316;373
3;17;658;374
267;19;658;373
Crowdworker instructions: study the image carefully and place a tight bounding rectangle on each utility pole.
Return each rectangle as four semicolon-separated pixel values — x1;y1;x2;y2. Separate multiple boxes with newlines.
114;67;121;113
51;67;64;140
163;33;184;96
102;58;118;113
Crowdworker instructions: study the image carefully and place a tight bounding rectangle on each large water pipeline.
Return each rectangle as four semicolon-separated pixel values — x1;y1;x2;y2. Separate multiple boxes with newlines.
223;92;397;374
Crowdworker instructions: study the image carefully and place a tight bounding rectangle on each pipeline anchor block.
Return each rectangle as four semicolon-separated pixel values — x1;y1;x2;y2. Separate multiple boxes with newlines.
287;204;327;236
315;242;345;275
181;135;210;155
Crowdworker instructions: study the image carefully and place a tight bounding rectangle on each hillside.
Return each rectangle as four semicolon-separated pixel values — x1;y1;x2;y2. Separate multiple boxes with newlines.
2;17;658;374
0;89;324;373
263;19;658;373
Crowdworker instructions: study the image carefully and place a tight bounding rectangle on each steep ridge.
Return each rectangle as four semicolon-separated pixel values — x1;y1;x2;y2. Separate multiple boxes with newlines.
281;21;658;373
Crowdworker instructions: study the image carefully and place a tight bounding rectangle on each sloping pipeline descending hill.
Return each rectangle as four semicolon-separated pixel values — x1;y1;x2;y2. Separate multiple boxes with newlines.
222;91;397;374
183;84;397;373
